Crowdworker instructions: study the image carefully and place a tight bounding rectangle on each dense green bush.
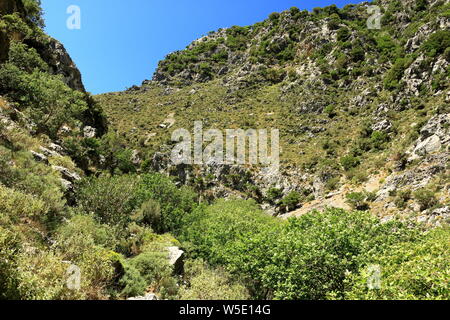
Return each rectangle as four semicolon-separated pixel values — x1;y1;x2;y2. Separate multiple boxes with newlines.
224;208;417;299
180;199;278;265
128;251;172;288
7;41;47;72
266;187;283;203
413;188;438;211
134;173;197;233
180;259;249;300
345;227;449;300
0;13;32;38
0;63;87;137
0;150;66;225
280;191;301;212
421;30;450;57
225;26;250;51
340;155;361;171
23;0;45;28
0;184;47;225
384;57;413;90
54;215;117;299
180;200;429;300
77;174;138;226
132;199;162;230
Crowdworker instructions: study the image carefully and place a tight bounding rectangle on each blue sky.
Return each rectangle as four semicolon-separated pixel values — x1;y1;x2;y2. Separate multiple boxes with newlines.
42;0;364;94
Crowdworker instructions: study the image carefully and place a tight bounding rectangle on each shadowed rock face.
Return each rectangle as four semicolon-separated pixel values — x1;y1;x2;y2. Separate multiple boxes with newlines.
0;0;24;15
1;0;85;92
25;37;86;92
0;32;8;62
0;0;25;62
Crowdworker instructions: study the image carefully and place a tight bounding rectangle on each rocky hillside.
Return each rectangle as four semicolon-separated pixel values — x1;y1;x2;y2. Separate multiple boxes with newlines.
1;0;449;301
98;0;449;223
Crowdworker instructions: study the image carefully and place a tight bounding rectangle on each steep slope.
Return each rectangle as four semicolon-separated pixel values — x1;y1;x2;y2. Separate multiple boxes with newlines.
0;0;117;299
1;0;449;301
97;0;449;221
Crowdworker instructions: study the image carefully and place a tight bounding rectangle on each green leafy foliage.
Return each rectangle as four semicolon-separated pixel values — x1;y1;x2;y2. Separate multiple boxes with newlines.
346;192;370;210
280;191;301;211
345;227;450;300
413;188;438;211
340;155;361;171
180;199;278;265
23;0;45;28
77;174;138;226
180;259;249;300
134;173;197;233
0;62;87;137
221;208;419;299
421;30;450;57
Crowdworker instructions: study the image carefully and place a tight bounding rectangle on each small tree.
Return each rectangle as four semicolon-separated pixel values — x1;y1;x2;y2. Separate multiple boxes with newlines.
414;189;438;211
346;192;369;211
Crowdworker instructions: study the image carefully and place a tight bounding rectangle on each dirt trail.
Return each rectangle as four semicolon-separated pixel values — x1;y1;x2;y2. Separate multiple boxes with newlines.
282;174;385;219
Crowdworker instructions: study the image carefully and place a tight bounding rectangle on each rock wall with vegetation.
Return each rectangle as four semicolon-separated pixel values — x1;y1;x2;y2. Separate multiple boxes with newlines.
0;0;449;300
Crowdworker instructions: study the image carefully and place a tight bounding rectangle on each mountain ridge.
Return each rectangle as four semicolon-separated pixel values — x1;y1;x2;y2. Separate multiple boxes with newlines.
0;0;449;301
97;0;449;220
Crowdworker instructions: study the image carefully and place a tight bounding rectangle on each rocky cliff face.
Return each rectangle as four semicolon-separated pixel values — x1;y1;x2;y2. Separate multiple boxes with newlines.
98;0;449;223
1;0;85;92
0;0;107;174
25;37;86;92
0;0;25;61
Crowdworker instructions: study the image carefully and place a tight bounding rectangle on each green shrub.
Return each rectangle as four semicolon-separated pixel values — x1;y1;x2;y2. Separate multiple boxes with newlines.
337;28;351;42
415;0;428;11
340;155;361;171
128;251;173;288
77;174;138;226
280;191;301;212
375;35;397;61
421;30;450;57
225;208;417;299
23;0;45;28
266;187;283;203
0;13;32;38
384;57;413;90
324;105;337;118
7;41;47;72
269;12;280;22
413;188;438;211
370;131;390;150
115;148;137;173
132;199;162;231
0;184;47;224
225;26;249;51
394;189;412;209
119;263;147;297
0;151;66;225
56;214;117;250
180;259;249;300
346;192;370;210
0;227;22;299
180;199;278;265
345;227;450;300
0;64;87;137
134;173;197;233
